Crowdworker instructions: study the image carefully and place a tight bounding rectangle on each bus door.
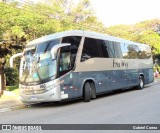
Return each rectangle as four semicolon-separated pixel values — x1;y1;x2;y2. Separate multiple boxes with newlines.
59;36;82;99
58;46;74;99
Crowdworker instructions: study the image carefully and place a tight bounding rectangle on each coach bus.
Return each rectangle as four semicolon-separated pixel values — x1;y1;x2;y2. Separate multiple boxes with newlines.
19;30;154;104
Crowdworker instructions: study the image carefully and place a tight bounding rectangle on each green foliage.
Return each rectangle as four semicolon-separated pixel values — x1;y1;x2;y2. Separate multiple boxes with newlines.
106;19;160;56
153;66;160;72
5;85;18;91
4;67;19;86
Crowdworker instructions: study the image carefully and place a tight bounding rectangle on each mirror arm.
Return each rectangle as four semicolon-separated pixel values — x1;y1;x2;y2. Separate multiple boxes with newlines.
51;43;71;59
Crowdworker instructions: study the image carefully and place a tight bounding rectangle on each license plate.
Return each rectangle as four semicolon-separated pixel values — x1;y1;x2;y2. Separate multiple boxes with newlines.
30;96;37;100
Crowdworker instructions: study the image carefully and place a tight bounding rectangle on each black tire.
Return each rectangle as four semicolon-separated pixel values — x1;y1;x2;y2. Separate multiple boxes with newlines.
137;76;144;90
83;82;91;102
90;82;96;99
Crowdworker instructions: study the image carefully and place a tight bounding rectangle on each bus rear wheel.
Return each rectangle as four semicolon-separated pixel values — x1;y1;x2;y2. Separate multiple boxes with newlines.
137;76;144;90
83;82;91;102
90;82;96;99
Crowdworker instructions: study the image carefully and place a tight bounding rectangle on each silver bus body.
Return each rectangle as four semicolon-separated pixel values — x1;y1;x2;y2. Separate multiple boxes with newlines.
19;30;154;104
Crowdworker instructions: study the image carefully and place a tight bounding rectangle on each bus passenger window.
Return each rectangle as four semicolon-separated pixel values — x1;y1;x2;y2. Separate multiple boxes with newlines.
121;43;129;59
99;40;109;58
104;41;115;58
113;42;122;58
127;44;139;59
139;45;151;59
81;38;104;61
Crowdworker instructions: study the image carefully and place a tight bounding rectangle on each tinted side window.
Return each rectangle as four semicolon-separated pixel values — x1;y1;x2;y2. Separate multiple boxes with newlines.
81;38;102;61
121;43;140;59
113;42;122;58
127;44;139;59
62;36;81;54
97;40;109;58
62;36;81;45
121;43;129;59
104;41;115;58
139;45;151;59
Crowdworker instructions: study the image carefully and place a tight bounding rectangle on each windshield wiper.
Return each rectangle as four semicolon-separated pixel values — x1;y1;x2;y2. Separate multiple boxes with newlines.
36;70;42;81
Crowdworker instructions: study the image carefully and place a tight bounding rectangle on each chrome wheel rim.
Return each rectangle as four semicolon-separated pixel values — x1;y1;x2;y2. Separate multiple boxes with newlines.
140;79;143;88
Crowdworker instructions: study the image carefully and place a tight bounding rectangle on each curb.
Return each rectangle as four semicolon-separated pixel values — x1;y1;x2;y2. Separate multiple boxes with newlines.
145;80;160;87
153;79;160;85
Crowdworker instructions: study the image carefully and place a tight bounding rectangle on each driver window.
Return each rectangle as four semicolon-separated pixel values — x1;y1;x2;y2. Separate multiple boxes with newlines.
59;47;72;77
60;50;71;72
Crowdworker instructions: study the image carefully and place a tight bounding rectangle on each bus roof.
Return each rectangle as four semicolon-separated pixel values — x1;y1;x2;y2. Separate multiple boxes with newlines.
27;30;149;47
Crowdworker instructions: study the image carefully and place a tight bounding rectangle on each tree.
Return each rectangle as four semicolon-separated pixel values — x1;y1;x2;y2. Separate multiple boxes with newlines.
0;39;24;95
106;19;160;56
0;2;26;94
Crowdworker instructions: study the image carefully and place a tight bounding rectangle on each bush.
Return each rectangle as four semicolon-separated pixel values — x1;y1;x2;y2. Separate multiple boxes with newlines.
153;65;160;72
4;67;19;86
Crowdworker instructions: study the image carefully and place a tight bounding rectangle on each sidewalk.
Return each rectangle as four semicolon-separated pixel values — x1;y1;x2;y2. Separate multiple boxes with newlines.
0;91;26;112
0;78;160;113
153;76;160;83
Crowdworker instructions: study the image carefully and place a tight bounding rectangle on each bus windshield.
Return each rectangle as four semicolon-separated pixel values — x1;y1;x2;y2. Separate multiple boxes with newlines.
20;39;60;84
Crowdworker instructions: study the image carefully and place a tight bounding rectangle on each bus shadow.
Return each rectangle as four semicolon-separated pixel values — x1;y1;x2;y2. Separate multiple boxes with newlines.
28;87;148;108
95;85;150;100
96;88;136;99
28;98;83;108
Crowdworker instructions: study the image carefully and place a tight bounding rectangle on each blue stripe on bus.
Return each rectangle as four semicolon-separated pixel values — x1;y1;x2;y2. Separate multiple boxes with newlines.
60;68;154;99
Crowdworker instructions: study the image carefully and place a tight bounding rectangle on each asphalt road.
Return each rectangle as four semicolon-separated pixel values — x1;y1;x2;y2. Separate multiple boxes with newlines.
0;83;160;133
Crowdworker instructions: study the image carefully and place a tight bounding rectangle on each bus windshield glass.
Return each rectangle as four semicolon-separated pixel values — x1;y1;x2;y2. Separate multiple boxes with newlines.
20;39;61;84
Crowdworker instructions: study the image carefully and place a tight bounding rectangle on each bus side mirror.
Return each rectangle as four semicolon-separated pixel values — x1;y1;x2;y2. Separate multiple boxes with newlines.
10;53;23;68
51;43;71;59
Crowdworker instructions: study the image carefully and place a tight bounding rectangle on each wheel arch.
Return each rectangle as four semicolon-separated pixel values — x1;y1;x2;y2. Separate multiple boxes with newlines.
81;78;96;96
139;73;145;84
139;73;144;78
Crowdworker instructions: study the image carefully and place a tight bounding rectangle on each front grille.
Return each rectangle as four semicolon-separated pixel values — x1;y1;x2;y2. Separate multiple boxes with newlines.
21;88;47;95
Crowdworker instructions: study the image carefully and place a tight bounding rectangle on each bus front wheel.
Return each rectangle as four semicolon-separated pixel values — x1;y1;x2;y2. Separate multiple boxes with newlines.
83;82;91;102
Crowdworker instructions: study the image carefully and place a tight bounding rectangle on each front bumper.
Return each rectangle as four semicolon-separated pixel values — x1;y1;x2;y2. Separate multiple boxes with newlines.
20;85;61;104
